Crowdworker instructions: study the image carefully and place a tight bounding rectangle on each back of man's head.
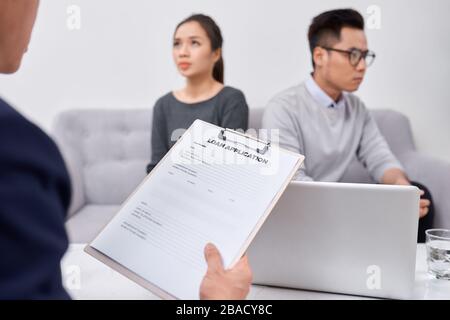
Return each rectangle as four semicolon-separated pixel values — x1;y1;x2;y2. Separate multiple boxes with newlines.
308;9;364;68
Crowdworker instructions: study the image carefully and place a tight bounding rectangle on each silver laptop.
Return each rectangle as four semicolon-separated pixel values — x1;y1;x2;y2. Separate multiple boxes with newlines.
248;181;420;299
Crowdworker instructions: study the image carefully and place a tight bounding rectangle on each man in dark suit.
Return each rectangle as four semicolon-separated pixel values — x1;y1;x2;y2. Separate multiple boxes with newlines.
0;97;72;299
0;0;251;300
0;0;70;299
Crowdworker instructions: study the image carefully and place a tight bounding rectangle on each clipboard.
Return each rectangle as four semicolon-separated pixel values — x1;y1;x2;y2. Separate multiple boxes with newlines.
84;119;304;299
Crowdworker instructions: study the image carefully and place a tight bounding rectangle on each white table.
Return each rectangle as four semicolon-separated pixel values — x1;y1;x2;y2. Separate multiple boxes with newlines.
61;244;450;300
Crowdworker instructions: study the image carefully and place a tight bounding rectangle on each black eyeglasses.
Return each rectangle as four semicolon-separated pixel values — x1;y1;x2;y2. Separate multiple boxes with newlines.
321;47;376;67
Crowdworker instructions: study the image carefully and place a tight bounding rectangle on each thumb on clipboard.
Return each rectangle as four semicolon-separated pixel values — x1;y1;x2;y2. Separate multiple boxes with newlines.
200;243;253;300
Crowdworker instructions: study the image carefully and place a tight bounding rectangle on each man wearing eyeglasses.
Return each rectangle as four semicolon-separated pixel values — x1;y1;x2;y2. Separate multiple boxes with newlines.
262;8;433;242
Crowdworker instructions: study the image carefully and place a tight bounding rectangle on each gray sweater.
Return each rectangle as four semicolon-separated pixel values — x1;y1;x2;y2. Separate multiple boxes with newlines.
147;86;249;172
262;79;403;182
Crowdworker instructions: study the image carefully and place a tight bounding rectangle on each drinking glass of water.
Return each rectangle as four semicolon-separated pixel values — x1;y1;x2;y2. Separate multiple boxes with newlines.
426;229;450;280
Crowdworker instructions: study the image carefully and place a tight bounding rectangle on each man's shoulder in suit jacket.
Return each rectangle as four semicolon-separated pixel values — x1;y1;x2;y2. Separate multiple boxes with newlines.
0;97;71;299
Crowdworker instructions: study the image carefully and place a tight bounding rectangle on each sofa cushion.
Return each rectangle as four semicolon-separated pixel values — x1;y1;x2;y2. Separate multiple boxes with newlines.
65;205;120;243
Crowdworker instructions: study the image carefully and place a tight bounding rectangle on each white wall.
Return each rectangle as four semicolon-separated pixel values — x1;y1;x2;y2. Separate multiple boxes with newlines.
1;0;449;162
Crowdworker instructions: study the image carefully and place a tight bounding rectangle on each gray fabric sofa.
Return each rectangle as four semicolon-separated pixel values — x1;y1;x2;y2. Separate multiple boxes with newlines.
52;108;450;243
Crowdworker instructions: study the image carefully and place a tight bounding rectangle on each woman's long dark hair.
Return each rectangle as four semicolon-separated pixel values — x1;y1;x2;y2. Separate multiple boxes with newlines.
175;14;224;84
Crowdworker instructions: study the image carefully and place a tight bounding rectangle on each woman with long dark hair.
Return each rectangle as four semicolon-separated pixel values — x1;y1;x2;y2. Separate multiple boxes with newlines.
147;14;249;173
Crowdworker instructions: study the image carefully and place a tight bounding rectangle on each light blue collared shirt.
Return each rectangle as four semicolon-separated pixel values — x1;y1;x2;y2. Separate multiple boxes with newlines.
304;75;346;109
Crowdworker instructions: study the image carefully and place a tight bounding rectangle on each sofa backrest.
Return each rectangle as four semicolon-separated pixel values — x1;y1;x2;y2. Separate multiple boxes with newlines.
340;109;416;183
53;109;152;205
52;108;415;205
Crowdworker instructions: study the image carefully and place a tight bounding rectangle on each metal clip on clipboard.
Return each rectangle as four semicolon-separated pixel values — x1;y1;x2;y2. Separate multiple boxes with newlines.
218;128;271;155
